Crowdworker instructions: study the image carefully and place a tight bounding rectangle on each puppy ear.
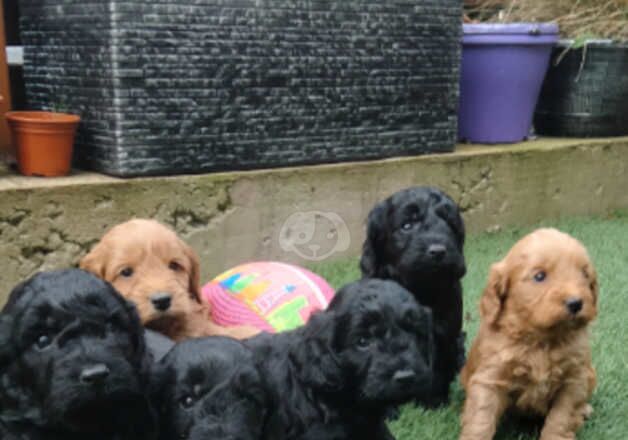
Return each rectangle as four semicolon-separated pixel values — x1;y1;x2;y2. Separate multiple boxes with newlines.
0;315;41;424
122;300;152;373
3;278;33;312
360;202;387;278
79;243;107;279
0;315;14;369
147;360;169;414
181;241;201;303
233;366;270;408
588;265;599;305
289;313;343;390
431;188;466;246
480;262;508;326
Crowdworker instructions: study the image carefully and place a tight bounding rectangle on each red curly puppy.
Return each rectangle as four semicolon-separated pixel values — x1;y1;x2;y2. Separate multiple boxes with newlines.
460;228;598;440
80;219;260;341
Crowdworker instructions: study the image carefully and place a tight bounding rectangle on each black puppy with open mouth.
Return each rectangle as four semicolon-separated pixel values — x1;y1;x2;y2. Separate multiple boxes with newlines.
361;186;466;407
151;336;269;440
0;269;157;440
245;278;435;440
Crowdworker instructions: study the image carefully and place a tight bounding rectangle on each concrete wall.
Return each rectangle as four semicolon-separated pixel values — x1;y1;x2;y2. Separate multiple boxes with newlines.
1;137;627;304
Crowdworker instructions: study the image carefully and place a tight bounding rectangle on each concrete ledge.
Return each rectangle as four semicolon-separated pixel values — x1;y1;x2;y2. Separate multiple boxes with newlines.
1;137;627;304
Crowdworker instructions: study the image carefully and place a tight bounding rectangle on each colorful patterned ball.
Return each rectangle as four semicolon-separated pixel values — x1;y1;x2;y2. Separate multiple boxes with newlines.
201;261;335;333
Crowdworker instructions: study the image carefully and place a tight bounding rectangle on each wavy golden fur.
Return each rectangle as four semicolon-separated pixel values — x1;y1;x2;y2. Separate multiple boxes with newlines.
460;228;598;440
80;219;259;341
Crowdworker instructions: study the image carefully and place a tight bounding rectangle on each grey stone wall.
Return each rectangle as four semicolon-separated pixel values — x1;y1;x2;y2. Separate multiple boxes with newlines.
19;0;462;176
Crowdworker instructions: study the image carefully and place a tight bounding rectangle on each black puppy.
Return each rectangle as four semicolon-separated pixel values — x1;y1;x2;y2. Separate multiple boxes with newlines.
361;186;466;406
144;329;175;362
0;269;157;440
151;336;269;440
245;278;434;440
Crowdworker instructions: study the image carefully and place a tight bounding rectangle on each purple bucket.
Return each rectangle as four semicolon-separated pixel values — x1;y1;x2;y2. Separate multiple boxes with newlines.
458;23;559;144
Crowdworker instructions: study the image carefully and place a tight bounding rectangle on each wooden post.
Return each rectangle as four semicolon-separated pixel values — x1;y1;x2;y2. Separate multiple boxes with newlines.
0;0;13;157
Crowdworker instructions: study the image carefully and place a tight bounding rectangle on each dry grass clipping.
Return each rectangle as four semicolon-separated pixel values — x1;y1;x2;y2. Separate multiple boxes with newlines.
465;0;628;41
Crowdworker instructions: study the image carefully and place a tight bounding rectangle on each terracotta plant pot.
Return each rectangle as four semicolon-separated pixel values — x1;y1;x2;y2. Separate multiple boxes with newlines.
6;111;80;177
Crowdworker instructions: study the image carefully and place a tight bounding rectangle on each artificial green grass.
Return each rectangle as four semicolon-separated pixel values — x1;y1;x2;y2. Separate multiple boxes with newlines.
309;212;628;439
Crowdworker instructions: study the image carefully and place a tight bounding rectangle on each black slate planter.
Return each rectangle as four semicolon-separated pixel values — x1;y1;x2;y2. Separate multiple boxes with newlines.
534;41;628;137
19;0;462;177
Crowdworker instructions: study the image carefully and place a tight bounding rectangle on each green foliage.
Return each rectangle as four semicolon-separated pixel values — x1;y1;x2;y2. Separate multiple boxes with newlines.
572;33;602;48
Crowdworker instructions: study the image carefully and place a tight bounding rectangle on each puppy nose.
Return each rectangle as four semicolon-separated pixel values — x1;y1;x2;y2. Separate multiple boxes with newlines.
565;298;583;315
393;369;416;385
150;293;172;311
427;244;447;260
80;363;110;384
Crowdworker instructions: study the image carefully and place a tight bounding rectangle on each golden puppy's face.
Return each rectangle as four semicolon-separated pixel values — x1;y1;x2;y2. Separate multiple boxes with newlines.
481;228;598;333
80;219;201;334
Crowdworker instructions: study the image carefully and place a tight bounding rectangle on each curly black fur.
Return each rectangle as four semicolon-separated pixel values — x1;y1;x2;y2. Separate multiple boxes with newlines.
360;186;467;406
245;278;435;440
0;269;157;440
151;336;270;440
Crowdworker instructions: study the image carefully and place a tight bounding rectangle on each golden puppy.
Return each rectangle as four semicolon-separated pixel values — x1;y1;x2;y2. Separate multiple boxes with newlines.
460;228;598;440
80;219;260;341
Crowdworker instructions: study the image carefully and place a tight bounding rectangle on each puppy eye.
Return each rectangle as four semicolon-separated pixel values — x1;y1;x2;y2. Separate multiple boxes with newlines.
401;222;414;231
357;336;371;349
180;395;195;409
582;268;590;279
169;261;183;272
533;271;546;282
36;334;52;349
120;267;134;278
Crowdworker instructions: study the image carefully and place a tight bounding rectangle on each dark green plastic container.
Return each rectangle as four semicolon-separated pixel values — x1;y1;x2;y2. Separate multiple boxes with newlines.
534;40;628;137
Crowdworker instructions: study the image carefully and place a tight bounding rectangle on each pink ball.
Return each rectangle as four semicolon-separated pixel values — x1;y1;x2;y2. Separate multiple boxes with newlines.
201;261;335;333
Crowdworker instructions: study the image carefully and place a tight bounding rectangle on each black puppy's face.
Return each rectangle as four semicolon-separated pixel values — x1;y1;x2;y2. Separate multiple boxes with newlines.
304;279;434;406
361;187;466;284
0;269;151;435
153;337;268;440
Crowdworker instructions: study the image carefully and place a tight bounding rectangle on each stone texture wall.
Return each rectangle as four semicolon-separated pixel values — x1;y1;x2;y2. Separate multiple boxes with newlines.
19;0;461;176
1;138;627;305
